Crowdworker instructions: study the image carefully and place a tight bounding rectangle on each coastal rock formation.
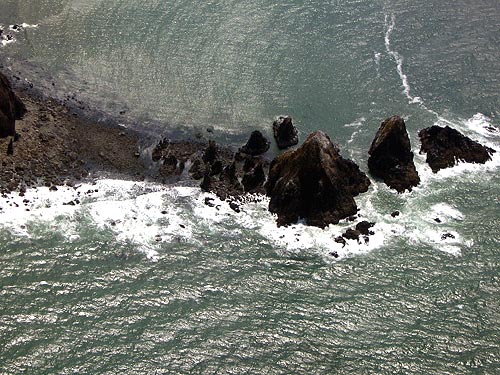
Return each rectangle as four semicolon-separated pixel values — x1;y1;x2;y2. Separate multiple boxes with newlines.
418;125;495;172
151;134;271;200
239;130;270;156
355;220;375;236
242;162;265;192
0;87;146;195
0;72;26;137
368;116;420;192
266;131;370;228
273;116;298;149
152;139;207;179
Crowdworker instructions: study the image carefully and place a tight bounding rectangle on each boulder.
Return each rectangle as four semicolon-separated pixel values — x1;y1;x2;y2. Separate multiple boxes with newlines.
0;72;26;138
342;228;361;241
240;130;270;156
266;131;370;228
355;220;375;236
418;125;495;172
273;116;298;149
368;116;420;192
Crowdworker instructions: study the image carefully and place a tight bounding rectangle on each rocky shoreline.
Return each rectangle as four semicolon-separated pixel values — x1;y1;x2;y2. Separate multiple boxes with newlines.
0;89;148;195
1;70;496;232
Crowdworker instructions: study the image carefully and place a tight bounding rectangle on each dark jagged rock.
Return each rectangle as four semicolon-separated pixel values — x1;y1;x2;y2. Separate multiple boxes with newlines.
391;211;400;218
229;201;241;213
368;116;420;192
161;154;180;175
189;158;205;180
273;116;298;149
240;130;270;156
210;160;223;176
418;125;495;172
203;140;218;163
441;232;455;240
152;139;206;179
266;131;370;228
7;139;13;155
355;221;375;236
200;173;211;192
334;236;346;247
243;156;257;172
222;162;238;183
242;163;266;192
204;197;215;207
0;72;27;138
342;228;361;241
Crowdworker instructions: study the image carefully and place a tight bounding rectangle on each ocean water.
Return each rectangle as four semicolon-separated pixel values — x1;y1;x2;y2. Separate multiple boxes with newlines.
1;1;500;374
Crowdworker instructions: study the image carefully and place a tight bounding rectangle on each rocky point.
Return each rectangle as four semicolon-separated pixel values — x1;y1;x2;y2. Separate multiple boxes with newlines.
266;131;370;227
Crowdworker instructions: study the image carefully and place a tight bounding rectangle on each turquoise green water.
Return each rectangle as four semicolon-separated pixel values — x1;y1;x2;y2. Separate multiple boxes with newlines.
1;1;499;374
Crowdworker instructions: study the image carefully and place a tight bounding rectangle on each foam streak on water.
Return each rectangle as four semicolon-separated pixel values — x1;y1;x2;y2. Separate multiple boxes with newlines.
384;14;422;105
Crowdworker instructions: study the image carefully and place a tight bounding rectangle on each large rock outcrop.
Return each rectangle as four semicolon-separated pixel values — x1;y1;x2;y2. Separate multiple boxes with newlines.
0;72;26;138
273;116;298;149
266;131;370;228
368;116;420;192
418;125;495;172
239;130;270;156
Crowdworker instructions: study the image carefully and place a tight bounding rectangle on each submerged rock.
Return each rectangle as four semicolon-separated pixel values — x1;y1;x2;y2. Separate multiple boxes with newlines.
0;72;27;138
240;130;270;156
273;116;298;149
266;131;370;228
418;125;495;172
368;116;420;192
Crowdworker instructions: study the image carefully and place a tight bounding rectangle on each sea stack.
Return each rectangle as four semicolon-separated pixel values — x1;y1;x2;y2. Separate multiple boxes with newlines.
368;116;420;192
239;130;270;156
0;72;27;138
418;125;495;172
273;116;298;149
266;131;370;228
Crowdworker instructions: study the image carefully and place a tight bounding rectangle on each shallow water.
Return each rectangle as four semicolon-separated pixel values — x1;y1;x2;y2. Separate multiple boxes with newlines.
1;1;499;374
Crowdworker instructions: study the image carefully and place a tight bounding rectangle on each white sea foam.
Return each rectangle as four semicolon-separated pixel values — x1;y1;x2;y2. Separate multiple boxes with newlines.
9;23;39;31
384;15;423;105
345;117;366;149
0;169;486;263
0;23;38;47
374;52;382;75
429;203;464;222
0;180;390;262
0;180;190;261
1;38;15;47
462;113;499;139
344;117;366;128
